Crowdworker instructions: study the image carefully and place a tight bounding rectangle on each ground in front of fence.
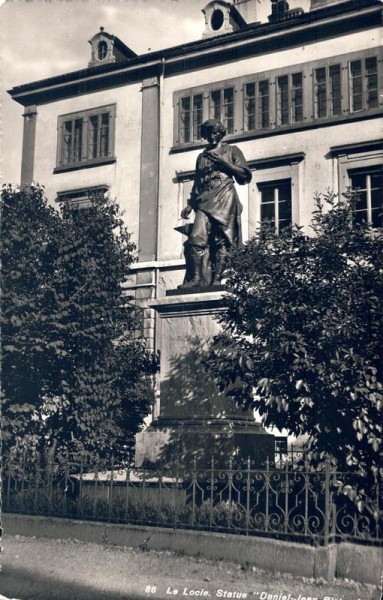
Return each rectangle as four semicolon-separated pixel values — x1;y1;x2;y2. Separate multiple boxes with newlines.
0;534;380;600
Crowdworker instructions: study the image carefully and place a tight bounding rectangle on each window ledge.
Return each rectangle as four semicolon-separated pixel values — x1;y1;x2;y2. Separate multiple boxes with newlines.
175;152;305;181
170;109;382;154
53;156;116;173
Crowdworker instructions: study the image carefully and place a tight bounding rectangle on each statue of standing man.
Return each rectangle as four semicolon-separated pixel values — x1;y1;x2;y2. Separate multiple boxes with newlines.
179;119;252;289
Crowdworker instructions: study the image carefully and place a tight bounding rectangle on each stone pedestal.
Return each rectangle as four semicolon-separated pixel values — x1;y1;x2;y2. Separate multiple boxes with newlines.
135;290;274;469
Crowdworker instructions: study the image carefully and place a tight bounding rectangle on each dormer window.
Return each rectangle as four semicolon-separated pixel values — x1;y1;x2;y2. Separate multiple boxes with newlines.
202;1;247;38
211;8;224;30
97;41;108;61
88;27;136;68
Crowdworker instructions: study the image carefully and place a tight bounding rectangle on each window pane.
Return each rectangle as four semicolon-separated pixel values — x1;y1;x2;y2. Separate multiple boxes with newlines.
371;173;383;190
259;80;269;129
89;115;99;158
261;186;275;205
278;182;292;204
371;186;383;211
244;82;256;131
210;90;221;121
73;119;83;162
315;67;327;118
350;172;368;224
180;97;191;143
365;57;378;109
99;113;109;157
278;182;292;228
62;121;73;164
291;73;303;123
261;200;275;224
260;180;292;233
371;188;383;227
354;190;368;223
350;60;363;112
223;88;234;134
277;75;289;125
371;174;383;227
329;65;341;116
193;94;203;140
350;173;367;190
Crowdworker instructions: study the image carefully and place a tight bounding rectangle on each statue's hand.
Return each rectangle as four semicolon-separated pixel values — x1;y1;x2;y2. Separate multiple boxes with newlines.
180;205;193;220
208;150;228;168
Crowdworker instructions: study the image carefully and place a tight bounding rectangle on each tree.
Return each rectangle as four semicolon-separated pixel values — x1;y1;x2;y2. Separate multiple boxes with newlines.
206;191;383;492
1;184;158;462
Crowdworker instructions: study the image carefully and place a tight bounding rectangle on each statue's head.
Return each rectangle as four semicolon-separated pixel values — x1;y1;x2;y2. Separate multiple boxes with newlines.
201;119;226;141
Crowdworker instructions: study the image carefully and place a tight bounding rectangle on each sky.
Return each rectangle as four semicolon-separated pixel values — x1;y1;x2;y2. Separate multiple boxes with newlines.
0;0;310;185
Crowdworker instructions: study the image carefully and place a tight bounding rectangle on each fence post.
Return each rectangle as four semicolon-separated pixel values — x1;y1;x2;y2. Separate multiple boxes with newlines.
6;460;11;508
227;457;233;529
245;456;251;535
34;461;40;515
192;457;197;527
93;460;99;519
209;457;215;528
78;456;84;518
265;457;270;533
125;463;130;520
108;456;115;522
324;459;331;546
63;457;69;518
284;460;289;534
20;448;26;513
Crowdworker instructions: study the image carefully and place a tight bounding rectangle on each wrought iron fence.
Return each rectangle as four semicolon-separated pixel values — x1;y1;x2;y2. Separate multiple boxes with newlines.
3;454;382;547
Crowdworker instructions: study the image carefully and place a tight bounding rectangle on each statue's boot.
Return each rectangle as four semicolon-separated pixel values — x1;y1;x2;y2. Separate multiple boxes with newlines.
178;246;205;289
211;244;227;286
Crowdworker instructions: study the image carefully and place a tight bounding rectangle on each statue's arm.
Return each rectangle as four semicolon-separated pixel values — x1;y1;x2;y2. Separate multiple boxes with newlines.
208;145;252;185
230;146;252;185
180;155;202;219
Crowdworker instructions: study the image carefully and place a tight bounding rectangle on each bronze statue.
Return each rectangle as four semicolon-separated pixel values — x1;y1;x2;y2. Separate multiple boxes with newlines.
179;119;252;289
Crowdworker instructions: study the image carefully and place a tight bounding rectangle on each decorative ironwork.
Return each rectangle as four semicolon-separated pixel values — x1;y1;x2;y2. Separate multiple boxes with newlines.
3;454;382;546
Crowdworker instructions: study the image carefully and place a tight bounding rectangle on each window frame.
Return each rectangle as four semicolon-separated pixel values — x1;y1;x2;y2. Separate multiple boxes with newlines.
56;185;109;210
243;78;271;132
173;47;381;150
276;72;304;126
247;154;304;240
257;178;293;235
348;167;383;228
349;56;379;114
55;104;116;172
331;140;383;229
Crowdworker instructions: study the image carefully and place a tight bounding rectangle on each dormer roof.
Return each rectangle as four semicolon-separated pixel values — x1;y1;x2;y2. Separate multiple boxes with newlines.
202;1;248;38
88;27;136;68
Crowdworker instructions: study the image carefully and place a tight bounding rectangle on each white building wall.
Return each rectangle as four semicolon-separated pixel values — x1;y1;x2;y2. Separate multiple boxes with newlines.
158;26;382;265
27;25;381;279
33;83;143;247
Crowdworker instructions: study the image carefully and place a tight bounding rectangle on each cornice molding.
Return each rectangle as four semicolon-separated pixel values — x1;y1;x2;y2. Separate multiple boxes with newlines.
8;1;382;107
329;139;383;156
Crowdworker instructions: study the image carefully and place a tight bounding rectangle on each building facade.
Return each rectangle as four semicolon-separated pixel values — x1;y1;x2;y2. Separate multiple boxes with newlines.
9;0;383;354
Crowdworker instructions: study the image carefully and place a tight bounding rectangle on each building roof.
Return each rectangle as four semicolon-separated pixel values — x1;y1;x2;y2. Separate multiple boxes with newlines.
8;0;382;106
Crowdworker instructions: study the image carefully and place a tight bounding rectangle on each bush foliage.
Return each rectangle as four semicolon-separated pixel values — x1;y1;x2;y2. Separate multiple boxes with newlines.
1;184;158;462
206;191;383;492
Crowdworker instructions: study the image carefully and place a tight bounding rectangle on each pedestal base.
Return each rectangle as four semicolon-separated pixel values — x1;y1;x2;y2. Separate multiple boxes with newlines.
135;417;275;469
135;291;275;470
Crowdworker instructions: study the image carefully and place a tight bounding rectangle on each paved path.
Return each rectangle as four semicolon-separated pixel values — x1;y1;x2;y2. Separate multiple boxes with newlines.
0;535;380;600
